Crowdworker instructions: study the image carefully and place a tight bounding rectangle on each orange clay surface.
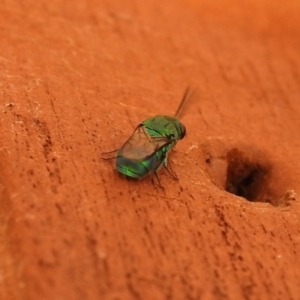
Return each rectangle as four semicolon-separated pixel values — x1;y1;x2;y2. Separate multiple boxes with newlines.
0;0;300;299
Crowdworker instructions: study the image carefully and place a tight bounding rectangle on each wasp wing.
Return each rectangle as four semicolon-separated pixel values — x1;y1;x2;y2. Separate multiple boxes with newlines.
120;125;170;160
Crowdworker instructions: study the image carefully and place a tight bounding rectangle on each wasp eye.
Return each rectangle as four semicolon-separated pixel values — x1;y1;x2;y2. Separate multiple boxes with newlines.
180;124;186;139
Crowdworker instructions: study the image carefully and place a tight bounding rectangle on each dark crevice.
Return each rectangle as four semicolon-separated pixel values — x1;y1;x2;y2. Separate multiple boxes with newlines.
225;148;269;202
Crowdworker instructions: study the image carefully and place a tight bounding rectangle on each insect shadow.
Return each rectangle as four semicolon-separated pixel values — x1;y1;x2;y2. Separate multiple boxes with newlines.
102;87;196;188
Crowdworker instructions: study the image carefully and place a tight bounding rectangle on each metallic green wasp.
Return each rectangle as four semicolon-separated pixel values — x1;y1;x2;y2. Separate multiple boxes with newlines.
116;87;194;180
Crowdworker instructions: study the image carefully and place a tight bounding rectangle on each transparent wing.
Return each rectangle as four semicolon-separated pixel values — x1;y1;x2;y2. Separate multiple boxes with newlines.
120;125;170;160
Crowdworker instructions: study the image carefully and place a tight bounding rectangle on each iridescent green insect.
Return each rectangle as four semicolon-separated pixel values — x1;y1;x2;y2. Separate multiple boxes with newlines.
116;87;194;180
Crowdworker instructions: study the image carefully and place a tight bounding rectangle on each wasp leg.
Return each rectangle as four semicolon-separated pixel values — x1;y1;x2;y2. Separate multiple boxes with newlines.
153;172;165;190
163;164;178;181
101;149;118;154
162;156;178;181
101;149;118;160
154;156;178;183
102;157;115;161
151;157;166;189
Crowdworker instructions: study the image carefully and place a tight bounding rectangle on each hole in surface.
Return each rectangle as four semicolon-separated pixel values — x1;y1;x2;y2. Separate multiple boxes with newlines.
201;138;296;206
225;148;269;201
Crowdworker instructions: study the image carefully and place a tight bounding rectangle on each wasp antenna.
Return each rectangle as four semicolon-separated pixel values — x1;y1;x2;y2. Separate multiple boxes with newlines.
174;86;196;118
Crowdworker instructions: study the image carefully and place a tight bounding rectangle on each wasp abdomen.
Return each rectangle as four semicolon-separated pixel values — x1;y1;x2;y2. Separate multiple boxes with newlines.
116;149;162;178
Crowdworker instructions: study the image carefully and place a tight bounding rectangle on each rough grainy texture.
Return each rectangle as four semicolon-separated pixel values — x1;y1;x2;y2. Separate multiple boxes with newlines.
0;0;300;299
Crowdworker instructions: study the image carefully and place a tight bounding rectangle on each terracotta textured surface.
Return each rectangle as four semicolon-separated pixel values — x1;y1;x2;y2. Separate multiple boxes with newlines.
1;0;300;299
